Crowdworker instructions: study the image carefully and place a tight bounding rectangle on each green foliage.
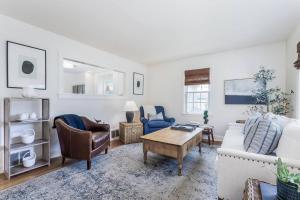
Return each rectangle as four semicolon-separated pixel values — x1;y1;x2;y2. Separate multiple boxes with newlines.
203;110;208;124
253;67;275;86
250;67;292;115
276;158;300;192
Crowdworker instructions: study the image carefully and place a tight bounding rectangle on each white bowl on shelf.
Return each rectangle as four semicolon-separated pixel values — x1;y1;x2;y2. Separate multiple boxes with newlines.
22;151;36;168
17;113;30;121
20;129;35;144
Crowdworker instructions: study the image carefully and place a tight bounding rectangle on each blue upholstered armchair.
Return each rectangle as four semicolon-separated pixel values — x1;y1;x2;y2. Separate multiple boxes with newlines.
140;106;175;134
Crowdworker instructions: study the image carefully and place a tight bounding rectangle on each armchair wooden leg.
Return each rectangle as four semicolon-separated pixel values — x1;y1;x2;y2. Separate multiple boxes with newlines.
62;156;65;165
105;148;108;154
87;160;91;170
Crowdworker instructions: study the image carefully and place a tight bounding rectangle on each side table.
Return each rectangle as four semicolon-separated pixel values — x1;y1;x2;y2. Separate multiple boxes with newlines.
119;122;143;144
202;125;214;145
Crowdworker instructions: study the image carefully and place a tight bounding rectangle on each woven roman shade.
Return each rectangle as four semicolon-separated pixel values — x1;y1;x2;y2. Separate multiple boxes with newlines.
184;68;210;85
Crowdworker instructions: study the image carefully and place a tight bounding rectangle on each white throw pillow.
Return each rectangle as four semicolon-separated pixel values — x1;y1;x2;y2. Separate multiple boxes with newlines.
277;121;300;160
148;112;164;121
143;105;156;119
264;112;292;129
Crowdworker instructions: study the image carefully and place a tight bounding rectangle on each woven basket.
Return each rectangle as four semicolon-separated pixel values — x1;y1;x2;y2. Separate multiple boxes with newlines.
277;179;300;200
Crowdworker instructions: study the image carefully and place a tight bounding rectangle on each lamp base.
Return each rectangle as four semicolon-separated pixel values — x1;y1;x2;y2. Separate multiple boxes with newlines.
126;111;134;123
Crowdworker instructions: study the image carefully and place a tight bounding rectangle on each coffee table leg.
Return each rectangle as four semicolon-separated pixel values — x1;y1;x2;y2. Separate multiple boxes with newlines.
198;142;202;153
178;160;183;176
177;147;183;176
143;143;148;164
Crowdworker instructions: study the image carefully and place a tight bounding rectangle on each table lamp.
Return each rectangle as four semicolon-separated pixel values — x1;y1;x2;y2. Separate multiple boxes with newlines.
123;101;138;123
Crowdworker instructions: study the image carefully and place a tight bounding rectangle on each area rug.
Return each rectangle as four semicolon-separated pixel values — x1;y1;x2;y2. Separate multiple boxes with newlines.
0;143;218;200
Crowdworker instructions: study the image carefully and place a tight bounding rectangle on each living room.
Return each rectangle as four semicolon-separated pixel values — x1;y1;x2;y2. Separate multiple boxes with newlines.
0;1;300;199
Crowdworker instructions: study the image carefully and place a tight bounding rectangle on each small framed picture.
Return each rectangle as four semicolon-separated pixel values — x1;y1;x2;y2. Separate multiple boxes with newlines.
133;72;144;95
7;41;47;90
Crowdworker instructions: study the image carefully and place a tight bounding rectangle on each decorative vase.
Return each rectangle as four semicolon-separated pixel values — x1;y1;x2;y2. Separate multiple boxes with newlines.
22;86;39;98
277;179;300;200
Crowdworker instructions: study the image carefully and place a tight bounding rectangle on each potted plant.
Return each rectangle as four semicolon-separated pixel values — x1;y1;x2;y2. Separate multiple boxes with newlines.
203;110;209;124
276;158;300;200
247;67;292;115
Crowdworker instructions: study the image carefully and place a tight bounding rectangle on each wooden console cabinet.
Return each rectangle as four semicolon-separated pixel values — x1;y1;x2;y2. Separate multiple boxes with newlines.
119;122;143;144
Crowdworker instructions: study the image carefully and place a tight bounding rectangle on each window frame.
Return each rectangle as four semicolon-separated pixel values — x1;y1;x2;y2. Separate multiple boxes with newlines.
183;84;210;115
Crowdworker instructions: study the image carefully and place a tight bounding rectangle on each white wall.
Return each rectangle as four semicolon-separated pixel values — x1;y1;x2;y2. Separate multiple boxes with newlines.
0;15;148;172
286;24;300;118
147;42;287;139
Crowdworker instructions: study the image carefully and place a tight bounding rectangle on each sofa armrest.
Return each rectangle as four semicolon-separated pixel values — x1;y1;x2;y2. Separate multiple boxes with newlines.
140;117;149;124
217;148;300;168
164;117;175;124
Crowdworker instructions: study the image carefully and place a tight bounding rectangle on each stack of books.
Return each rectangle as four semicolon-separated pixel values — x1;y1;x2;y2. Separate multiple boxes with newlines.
171;123;198;132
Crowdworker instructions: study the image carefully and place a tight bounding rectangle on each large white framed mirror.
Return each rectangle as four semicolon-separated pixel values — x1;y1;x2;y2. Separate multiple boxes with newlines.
60;58;125;98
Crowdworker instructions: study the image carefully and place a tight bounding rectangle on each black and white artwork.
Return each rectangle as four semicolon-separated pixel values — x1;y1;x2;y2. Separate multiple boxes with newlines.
224;78;264;104
133;72;144;95
7;41;46;90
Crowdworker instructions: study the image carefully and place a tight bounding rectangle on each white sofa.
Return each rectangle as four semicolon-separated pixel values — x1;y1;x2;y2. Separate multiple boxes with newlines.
217;122;300;200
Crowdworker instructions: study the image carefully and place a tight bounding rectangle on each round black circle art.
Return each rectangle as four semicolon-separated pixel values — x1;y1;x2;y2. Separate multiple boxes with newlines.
137;81;141;88
22;61;34;74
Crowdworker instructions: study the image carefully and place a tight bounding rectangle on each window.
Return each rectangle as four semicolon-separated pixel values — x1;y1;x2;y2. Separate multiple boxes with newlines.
184;68;210;114
185;84;209;114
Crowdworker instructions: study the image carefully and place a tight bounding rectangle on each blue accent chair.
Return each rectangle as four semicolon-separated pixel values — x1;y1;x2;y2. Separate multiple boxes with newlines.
140;106;175;134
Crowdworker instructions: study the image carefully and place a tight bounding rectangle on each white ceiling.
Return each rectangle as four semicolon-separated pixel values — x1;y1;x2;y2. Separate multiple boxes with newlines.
0;0;300;65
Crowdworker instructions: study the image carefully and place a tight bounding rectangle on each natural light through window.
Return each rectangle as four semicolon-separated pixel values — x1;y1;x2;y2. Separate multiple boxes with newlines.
184;84;209;114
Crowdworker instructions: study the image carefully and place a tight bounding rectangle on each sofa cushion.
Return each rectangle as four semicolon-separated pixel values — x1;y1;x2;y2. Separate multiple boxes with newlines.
243;113;262;135
92;131;110;149
277;122;300;160
221;129;245;151
243;118;282;155
148;120;171;128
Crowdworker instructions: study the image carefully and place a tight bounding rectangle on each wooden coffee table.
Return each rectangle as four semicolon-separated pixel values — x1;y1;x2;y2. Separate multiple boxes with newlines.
140;127;202;176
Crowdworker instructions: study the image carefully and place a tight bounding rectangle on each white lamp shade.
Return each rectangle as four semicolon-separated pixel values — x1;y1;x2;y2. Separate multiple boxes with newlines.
123;101;138;111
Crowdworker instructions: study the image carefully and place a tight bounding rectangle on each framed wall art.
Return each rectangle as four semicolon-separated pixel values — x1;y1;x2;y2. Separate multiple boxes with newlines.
7;41;47;90
133;72;144;95
224;78;264;104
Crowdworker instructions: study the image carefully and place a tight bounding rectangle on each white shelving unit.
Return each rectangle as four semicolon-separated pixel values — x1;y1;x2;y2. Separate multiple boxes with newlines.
4;97;50;179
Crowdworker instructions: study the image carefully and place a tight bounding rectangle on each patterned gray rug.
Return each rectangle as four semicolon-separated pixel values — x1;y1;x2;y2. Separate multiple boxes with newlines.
0;143;217;200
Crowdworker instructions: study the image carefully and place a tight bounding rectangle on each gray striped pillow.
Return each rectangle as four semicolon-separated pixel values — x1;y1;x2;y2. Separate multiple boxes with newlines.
243;114;262;135
243;118;282;154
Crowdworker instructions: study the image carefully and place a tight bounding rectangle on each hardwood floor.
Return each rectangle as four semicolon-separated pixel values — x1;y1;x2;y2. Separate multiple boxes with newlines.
0;139;220;191
0;139;123;191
